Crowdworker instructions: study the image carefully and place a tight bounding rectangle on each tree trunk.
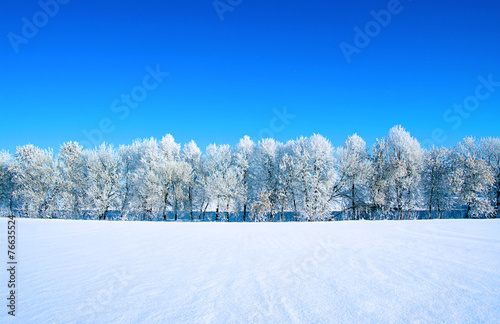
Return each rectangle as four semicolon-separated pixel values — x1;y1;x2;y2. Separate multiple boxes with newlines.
163;193;169;221
215;198;219;221
203;202;209;221
189;188;193;221
9;192;14;214
226;200;230;222
465;204;471;219
293;198;297;222
199;200;204;220
495;182;500;218
352;183;356;220
429;187;434;219
243;204;247;222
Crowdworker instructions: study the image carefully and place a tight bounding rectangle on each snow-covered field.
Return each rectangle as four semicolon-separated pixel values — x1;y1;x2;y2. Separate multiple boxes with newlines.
1;218;499;323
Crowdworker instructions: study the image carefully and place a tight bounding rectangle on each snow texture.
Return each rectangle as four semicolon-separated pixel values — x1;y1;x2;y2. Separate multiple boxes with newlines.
1;218;499;323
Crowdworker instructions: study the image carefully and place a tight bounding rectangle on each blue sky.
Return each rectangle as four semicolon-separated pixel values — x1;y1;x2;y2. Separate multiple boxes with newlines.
1;0;499;153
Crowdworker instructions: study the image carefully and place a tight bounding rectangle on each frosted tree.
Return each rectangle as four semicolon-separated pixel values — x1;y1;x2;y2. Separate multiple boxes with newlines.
118;141;143;219
451;137;494;218
275;144;298;221
204;144;222;220
234;136;255;221
132;138;161;220
205;144;237;221
384;126;424;219
250;191;272;222
421;147;453;219
131;137;184;221
2;129;499;222
0;151;15;214
290;137;312;220
57;142;89;219
169;161;192;221
159;134;181;161
183;140;202;220
9;145;60;218
479;137;500;217
368;139;391;216
87;143;121;220
219;166;244;222
289;135;335;221
197;154;212;220
336;134;372;219
277;142;301;221
157;134;191;221
157;134;178;220
254;139;281;221
307;134;336;221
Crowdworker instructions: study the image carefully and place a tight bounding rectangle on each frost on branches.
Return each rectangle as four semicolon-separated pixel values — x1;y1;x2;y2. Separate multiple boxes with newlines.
1;126;499;221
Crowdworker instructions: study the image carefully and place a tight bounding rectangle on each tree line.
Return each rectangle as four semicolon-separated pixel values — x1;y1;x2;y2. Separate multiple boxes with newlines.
0;125;499;221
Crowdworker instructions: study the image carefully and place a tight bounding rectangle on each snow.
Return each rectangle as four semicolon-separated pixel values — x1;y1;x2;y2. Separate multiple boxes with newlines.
1;218;499;323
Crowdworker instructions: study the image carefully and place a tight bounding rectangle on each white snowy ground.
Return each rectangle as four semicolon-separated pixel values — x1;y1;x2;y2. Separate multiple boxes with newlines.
0;218;499;323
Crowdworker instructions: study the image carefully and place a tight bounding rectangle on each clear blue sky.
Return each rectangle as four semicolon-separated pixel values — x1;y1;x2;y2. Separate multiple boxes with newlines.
1;0;499;153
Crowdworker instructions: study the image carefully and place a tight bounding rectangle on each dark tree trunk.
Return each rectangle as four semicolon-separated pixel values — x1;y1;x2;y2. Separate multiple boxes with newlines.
243;204;247;222
293;198;297;222
203;202;209;221
215;199;219;221
199;200;204;220
465;204;471;219
9;193;14;213
189;188;193;221
163;193;169;221
352;183;356;220
494;182;500;218
429;187;434;219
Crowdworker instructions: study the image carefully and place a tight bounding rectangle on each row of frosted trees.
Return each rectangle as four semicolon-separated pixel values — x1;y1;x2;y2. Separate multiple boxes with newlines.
0;125;499;221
